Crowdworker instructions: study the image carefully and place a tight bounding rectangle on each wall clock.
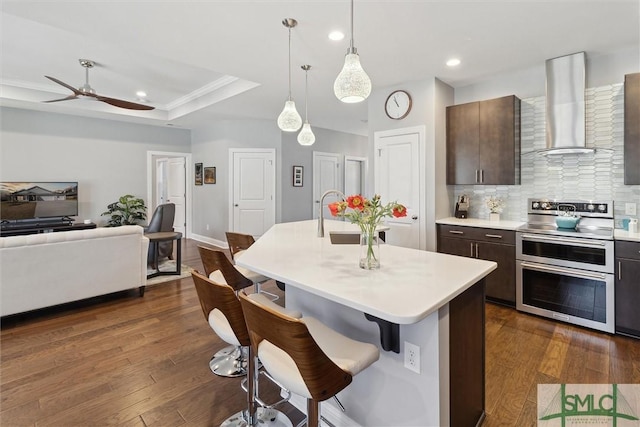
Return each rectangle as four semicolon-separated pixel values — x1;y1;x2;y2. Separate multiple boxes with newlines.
385;90;412;120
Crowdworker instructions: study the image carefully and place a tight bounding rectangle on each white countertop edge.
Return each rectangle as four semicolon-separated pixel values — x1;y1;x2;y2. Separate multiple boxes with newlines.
436;217;526;231
614;229;640;242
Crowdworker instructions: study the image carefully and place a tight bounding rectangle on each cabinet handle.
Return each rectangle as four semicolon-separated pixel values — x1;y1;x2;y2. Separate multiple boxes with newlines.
449;230;464;235
475;169;479;183
470;243;475;257
480;169;484;183
475;243;479;258
485;234;503;239
618;261;621;281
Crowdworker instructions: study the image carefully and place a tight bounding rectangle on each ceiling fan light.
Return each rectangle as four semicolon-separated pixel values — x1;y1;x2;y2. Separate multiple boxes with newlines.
334;52;371;103
297;122;316;145
277;99;302;132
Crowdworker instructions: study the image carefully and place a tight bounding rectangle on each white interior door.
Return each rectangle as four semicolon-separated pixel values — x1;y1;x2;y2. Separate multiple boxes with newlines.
344;156;367;196
312;152;342;220
167;157;186;236
375;130;421;249
231;149;275;238
155;158;168;207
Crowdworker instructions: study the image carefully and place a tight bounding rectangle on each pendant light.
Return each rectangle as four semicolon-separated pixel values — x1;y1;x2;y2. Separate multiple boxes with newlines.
277;18;302;132
333;0;371;103
297;65;316;146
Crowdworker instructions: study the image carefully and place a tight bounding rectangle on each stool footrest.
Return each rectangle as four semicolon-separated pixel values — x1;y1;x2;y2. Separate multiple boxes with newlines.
241;371;292;409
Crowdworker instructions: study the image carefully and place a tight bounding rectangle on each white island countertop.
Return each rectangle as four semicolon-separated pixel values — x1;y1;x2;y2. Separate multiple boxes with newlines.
236;220;496;325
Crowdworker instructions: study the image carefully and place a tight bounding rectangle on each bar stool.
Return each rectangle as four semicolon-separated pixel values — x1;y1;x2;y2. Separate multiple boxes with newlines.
238;291;380;427
191;271;297;427
197;246;299;377
226;232;283;297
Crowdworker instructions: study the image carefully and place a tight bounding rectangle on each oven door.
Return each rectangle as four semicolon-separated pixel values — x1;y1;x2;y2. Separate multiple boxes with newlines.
517;233;614;273
516;261;614;333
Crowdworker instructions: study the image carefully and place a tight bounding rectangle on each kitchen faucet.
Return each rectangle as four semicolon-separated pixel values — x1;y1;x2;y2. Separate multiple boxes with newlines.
317;189;346;237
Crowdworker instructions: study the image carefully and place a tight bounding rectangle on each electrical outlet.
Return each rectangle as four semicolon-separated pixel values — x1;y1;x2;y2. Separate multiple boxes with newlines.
404;341;420;374
625;203;637;216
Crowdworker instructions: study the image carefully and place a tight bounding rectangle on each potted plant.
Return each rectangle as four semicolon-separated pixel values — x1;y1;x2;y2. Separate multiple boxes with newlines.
101;194;147;227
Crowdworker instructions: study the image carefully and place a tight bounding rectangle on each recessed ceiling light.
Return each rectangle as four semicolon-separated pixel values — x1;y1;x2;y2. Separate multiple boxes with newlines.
328;31;345;41
136;91;147;98
446;58;461;67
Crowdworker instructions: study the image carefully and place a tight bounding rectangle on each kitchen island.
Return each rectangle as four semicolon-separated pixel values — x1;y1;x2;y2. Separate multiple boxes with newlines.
236;220;496;426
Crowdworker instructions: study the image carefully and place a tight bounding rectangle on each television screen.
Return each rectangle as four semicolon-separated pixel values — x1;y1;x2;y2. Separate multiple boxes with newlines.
0;182;78;221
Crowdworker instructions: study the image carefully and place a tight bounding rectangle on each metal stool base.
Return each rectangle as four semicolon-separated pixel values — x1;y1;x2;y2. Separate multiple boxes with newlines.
221;408;293;427
209;347;246;378
214;344;236;358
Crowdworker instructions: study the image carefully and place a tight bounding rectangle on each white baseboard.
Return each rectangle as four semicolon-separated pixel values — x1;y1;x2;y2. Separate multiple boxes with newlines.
287;394;361;427
189;233;227;249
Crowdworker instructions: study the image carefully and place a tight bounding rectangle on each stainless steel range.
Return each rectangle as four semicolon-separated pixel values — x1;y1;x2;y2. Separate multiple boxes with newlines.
516;198;615;333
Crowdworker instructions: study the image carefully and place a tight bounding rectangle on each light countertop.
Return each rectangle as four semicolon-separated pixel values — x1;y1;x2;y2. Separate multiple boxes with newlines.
236;220;496;325
436;217;526;231
614;229;640;242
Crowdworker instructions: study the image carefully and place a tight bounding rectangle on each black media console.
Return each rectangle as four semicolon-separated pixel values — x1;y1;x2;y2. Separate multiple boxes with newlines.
0;218;96;237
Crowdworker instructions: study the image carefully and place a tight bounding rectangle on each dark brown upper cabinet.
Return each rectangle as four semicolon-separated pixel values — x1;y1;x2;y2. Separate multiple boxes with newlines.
624;73;640;185
446;95;521;185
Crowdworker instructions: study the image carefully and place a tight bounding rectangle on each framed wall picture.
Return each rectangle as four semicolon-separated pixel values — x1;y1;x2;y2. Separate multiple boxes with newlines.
204;167;216;184
195;163;203;185
293;165;303;187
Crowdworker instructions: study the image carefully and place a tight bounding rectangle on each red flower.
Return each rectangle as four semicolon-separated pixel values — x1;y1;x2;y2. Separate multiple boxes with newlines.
328;202;341;217
392;204;407;218
347;195;366;211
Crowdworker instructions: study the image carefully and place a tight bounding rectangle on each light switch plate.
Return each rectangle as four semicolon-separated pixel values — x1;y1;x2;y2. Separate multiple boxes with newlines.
625;203;637;216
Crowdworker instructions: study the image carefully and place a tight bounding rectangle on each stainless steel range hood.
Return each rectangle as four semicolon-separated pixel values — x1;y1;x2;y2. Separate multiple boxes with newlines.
542;52;593;155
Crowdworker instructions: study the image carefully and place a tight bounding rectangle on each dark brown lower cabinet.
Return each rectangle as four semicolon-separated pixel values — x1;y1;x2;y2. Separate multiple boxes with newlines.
437;225;516;306
615;240;640;338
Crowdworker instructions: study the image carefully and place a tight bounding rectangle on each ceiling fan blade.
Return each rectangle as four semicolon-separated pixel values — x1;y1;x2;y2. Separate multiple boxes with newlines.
95;95;155;110
43;94;79;103
45;76;81;95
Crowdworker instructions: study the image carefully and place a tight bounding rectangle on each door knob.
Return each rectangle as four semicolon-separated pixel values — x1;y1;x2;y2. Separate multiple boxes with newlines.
315;200;320;203
412;215;418;220
234;204;239;207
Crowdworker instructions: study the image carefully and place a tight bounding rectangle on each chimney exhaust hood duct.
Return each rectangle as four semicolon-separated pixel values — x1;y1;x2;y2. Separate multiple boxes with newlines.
542;51;593;155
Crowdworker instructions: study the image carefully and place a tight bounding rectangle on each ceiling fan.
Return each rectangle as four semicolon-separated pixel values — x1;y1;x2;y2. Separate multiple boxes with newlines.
44;59;155;110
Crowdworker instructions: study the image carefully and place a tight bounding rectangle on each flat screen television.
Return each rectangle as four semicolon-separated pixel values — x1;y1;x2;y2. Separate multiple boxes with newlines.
1;182;78;221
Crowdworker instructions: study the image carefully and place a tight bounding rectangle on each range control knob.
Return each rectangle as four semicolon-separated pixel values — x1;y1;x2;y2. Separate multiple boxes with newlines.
598;204;606;212
532;202;540;209
587;204;595;211
541;202;549;209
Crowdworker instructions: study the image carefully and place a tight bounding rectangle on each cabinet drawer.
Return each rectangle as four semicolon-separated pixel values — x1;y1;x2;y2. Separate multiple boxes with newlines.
616;240;640;260
438;224;515;245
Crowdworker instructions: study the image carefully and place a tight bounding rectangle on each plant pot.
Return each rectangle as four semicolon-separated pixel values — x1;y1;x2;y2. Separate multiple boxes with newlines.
489;213;500;221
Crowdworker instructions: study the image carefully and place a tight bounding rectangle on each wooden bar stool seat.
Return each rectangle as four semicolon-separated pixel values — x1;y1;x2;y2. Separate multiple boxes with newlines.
239;291;380;427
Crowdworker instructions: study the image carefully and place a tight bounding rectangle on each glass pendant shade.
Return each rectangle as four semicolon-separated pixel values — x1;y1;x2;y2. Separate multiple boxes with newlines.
297;121;316;145
277;100;302;132
334;52;371;103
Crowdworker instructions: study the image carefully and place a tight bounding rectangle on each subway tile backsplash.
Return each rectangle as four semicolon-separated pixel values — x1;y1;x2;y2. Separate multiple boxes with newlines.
453;83;640;227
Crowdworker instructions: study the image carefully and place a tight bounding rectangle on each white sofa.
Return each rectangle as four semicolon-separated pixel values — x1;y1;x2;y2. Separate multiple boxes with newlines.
0;225;149;317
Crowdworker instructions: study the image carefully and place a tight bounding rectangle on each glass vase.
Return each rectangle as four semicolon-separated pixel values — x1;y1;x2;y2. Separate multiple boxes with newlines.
359;232;380;270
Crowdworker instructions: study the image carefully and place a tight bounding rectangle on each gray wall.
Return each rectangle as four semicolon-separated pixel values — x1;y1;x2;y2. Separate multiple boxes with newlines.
280;128;367;223
190;119;367;242
0;107;191;226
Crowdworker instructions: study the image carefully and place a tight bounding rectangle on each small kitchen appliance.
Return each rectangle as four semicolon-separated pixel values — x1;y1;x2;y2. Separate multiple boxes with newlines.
516;198;615;333
454;195;469;218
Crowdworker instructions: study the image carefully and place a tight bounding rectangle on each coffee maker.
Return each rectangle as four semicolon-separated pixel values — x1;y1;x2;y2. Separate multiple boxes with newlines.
454;195;469;218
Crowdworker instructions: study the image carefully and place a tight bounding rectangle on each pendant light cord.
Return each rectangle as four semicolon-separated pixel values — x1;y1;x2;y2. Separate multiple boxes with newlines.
350;0;355;52
288;27;292;100
304;68;308;120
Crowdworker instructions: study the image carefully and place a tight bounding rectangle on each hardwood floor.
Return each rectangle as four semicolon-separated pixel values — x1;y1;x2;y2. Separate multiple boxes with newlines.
1;238;639;426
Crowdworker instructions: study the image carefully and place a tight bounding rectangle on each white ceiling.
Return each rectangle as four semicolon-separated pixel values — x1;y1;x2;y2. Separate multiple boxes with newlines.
1;1;638;136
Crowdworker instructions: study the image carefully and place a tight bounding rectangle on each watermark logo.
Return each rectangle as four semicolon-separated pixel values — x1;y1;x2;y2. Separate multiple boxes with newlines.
538;384;640;426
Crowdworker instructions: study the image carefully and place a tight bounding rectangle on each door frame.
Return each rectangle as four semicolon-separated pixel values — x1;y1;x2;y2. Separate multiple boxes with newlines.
374;126;426;250
344;155;368;196
228;148;276;234
146;150;192;238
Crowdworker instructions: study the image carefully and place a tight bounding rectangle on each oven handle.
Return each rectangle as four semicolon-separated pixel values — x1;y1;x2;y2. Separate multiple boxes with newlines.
520;233;607;247
520;261;607;281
